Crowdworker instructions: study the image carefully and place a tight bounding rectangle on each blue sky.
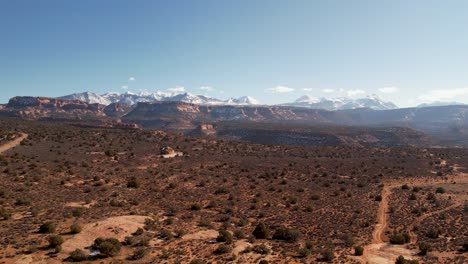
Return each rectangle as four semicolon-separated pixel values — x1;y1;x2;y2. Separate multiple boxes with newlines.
1;0;468;106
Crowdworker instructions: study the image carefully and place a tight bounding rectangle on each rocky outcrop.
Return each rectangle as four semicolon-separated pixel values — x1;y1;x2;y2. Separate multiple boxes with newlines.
104;103;133;117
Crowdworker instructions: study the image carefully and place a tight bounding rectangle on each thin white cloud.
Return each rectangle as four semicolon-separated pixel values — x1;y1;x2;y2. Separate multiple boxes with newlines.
167;86;185;93
268;86;295;93
321;88;335;93
346;89;366;97
121;85;128;90
128;77;136;81
378;87;400;94
302;88;313;92
418;88;468;102
199;86;215;92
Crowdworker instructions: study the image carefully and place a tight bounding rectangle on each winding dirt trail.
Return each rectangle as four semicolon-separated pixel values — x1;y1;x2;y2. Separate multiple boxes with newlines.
361;184;416;264
0;133;28;154
360;168;467;264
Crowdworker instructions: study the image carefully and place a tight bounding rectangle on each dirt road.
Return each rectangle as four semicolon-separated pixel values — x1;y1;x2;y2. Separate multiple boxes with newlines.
0;133;28;154
361;183;416;264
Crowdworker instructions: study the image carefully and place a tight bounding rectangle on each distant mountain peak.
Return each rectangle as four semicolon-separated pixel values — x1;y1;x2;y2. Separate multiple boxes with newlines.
285;95;397;110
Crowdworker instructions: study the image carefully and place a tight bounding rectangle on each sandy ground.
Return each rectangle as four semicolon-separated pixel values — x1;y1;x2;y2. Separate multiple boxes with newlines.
65;200;97;208
61;215;148;254
0;133;28;154
182;229;218;240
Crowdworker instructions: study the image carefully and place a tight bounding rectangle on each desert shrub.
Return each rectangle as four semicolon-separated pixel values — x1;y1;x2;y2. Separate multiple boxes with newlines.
389;232;411;245
190;203;202;210
311;194;320;200
25;245;38;254
320;248;334;261
435;187;445;194
175;229;187;238
15;196;31;206
395;255;419;264
130;247;147;260
374;195;382;201
133;227;144;236
216;230;233;244
418;242;432;255
426;193;436;201
92;237;121;257
253;222;270;239
127;177;139;188
259;260;269;264
297;247;311;257
39;222;56;233
72;208;82;217
426;228;440;239
305;240;313;249
272;227;301;242
254;244;270;254
215;244;231;254
48;235;64;248
354;246;364;256
70;223;82;234
462;241;468;252
409;193;417;200
69;248;87;261
233;229;245;239
160;229;173;240
401;184;409;190
0;207;11;220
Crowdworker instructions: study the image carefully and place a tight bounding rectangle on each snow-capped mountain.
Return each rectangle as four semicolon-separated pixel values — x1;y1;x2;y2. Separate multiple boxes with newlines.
284;95;397;110
58;91;111;105
226;96;260;105
58;91;259;106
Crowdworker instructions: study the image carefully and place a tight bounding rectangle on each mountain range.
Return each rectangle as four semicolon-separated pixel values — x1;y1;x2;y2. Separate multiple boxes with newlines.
58;91;400;111
59;91;260;107
2;95;468;146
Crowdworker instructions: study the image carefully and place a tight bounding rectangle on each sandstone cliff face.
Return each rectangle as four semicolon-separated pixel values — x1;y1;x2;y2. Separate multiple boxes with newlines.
4;96;105;119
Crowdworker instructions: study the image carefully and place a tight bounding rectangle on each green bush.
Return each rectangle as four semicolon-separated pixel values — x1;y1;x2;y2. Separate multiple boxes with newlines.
0;207;11;220
297;247;311;257
463;241;468;252
321;248;334;261
272;227;302;242
389;232;410;245
216;230;233;244
47;235;64;248
92;237;121;257
127;177;140;188
418;242;432;255
214;244;231;254
39;222;56;233
69;248;87;261
70;223;82;234
130;247;147;260
395;255;419;264
253;222;270;239
354;246;364;256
